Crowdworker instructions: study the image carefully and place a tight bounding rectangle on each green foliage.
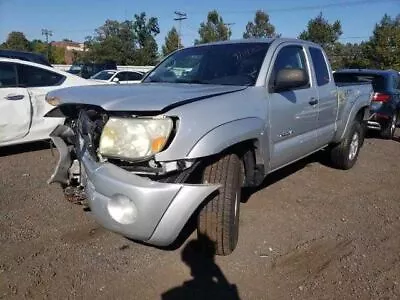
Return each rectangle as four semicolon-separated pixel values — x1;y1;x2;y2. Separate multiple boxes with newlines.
195;10;231;45
366;14;400;70
162;27;181;57
1;12;398;69
132;13;160;65
299;12;342;49
50;46;66;64
84;19;136;64
1;31;31;51
243;10;279;39
83;13;160;65
332;42;371;70
298;12;344;70
30;39;47;56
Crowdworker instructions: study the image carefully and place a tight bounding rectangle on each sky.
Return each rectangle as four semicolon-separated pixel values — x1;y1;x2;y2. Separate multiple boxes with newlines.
0;0;399;48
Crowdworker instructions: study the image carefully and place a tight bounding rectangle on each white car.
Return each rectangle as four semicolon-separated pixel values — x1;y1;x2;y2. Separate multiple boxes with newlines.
89;69;145;84
0;57;100;147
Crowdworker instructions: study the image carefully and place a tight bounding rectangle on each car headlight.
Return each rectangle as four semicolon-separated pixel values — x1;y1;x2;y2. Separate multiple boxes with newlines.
99;117;173;160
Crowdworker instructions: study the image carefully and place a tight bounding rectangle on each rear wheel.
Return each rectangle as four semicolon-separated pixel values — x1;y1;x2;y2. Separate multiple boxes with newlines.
329;121;363;170
197;153;243;256
380;113;397;140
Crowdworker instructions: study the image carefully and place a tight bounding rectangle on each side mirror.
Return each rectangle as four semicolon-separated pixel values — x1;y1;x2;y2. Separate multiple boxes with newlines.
112;77;120;83
272;68;309;92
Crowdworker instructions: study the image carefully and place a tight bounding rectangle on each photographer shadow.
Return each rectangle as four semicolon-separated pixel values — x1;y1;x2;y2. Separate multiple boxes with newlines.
161;234;241;300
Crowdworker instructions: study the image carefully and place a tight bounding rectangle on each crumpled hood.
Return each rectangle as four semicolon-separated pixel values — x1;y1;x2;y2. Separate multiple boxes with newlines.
48;83;247;112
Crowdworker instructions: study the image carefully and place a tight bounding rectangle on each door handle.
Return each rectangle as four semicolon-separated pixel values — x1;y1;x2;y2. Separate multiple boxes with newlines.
309;98;318;106
5;94;25;101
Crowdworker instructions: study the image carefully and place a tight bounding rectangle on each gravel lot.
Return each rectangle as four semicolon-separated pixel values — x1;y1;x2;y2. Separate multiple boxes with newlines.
1;132;399;300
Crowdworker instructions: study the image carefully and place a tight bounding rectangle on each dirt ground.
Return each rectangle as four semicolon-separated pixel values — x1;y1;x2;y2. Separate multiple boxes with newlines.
0;132;399;300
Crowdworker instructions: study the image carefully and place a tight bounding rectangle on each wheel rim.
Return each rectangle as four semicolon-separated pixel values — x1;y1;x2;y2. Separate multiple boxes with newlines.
349;132;359;161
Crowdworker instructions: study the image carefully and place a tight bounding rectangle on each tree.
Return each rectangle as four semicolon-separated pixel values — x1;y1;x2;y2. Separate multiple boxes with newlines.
334;42;371;69
299;12;343;69
299;12;342;49
84;13;161;65
162;27;181;57
86;19;136;64
366;14;400;70
195;10;231;44
50;46;66;64
132;12;160;65
30;39;47;56
243;10;279;39
1;31;31;51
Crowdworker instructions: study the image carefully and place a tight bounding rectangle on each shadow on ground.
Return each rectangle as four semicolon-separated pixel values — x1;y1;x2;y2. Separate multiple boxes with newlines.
241;152;323;203
0;141;52;157
161;234;241;300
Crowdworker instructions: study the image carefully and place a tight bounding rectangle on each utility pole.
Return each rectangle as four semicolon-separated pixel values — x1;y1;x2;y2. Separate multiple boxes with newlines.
41;29;53;59
174;11;187;49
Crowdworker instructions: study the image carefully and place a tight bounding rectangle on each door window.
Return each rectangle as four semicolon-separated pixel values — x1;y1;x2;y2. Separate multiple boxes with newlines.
0;62;17;88
17;64;65;87
269;46;309;91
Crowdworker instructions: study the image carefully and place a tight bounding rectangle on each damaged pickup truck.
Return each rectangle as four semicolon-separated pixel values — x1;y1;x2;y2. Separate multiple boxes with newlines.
45;38;372;255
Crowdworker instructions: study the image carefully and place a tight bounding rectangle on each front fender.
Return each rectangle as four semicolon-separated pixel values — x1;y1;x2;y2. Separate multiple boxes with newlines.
186;117;265;159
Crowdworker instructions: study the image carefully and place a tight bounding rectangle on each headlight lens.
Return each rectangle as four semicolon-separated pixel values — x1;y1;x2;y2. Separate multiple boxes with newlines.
99;117;173;160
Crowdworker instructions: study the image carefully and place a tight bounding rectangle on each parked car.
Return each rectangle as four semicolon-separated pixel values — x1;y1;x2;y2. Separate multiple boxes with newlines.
334;69;400;139
0;57;101;147
45;38;372;256
89;69;145;84
0;49;52;67
67;61;117;79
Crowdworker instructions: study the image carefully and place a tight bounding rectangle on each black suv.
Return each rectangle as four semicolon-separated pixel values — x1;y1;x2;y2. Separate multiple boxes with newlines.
334;69;400;139
0;49;52;67
67;61;117;79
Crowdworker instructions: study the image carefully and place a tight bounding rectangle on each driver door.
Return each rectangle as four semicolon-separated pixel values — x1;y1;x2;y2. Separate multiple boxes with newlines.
267;45;319;170
0;62;31;143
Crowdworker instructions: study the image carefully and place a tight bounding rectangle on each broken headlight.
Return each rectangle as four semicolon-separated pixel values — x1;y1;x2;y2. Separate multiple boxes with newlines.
98;117;173;160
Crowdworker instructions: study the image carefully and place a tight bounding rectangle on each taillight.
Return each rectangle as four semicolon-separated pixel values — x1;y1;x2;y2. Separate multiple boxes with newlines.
372;92;390;102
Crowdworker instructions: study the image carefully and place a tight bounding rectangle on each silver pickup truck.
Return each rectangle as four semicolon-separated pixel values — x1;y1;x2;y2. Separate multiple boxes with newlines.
45;38;372;256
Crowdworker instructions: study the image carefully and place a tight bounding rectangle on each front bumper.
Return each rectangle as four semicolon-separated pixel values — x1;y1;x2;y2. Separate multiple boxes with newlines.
49;125;219;246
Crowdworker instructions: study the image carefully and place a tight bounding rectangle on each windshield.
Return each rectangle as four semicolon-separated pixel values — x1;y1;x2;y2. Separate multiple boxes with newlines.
91;70;116;80
144;43;270;86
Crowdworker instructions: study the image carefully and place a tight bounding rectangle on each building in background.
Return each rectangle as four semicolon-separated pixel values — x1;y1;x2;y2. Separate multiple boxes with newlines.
51;41;86;64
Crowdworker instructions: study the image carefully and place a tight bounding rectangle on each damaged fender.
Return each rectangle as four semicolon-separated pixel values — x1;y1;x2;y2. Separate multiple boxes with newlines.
47;125;75;185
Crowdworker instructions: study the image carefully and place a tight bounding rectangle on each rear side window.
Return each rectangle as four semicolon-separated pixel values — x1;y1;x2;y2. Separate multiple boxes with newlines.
17;64;65;87
126;72;143;81
309;47;330;86
0;62;17;88
116;72;127;81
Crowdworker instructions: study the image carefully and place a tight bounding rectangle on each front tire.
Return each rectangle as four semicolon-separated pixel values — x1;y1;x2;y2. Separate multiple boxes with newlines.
197;153;243;256
330;121;363;170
